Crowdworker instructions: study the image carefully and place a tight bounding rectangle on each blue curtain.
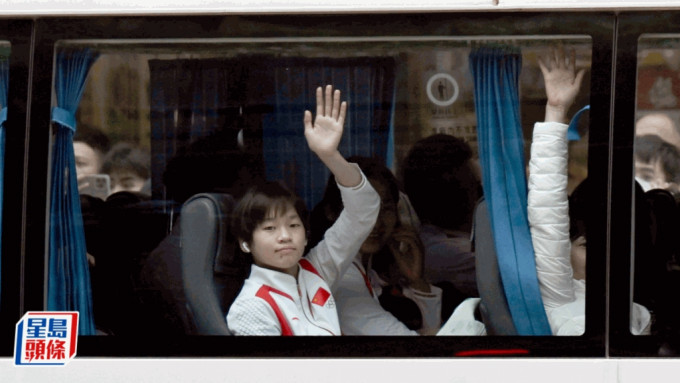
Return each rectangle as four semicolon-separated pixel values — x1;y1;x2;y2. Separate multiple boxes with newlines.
48;48;99;335
149;59;242;200
0;55;7;306
263;58;395;208
469;46;551;335
149;57;395;209
568;105;590;141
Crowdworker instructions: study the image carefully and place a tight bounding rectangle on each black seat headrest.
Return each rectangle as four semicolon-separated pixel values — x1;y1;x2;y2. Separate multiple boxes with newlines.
472;198;517;335
180;193;244;335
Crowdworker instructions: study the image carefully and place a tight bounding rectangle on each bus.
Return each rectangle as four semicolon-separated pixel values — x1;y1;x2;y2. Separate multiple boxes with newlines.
2;1;680;381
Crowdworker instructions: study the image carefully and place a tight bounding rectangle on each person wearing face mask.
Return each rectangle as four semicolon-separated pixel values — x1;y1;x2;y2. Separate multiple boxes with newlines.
310;156;443;335
634;133;680;196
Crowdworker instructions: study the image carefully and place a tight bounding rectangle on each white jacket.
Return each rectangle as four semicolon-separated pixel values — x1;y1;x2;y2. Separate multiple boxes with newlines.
527;121;650;335
334;254;442;335
226;173;380;335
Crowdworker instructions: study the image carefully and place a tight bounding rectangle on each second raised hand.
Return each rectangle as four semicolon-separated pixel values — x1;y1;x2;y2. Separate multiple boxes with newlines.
538;46;585;123
304;85;348;158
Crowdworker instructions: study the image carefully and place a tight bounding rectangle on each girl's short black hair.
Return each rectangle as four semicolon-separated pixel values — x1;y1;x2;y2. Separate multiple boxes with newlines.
231;181;309;244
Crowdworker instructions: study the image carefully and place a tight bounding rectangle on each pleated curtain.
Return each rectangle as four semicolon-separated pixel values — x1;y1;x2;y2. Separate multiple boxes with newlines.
263;58;395;209
48;48;99;335
470;46;551;335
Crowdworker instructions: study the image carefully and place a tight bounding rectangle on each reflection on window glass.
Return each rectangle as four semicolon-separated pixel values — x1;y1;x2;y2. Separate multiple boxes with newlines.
633;35;680;337
50;37;592;337
0;41;8;130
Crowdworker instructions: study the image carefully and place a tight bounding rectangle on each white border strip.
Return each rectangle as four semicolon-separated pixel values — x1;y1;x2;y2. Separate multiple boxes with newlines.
1;1;680;17
6;357;680;383
1;358;621;383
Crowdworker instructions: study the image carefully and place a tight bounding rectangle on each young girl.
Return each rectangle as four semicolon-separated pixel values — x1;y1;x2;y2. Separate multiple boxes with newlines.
226;85;381;335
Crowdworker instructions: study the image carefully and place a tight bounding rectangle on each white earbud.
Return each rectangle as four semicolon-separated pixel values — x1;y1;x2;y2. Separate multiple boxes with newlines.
242;242;250;253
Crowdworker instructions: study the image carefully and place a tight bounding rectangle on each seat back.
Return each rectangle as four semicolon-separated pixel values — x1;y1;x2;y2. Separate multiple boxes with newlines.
88;191;179;335
180;193;244;335
472;198;517;335
639;188;680;335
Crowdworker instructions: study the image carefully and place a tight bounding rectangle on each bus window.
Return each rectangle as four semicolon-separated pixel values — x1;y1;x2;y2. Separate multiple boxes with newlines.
632;35;680;339
0;41;8;315
44;36;596;338
0;19;34;340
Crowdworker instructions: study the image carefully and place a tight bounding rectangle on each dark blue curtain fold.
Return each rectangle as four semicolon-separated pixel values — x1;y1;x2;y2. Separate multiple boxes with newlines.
0;55;7;306
263;58;395;208
48;48;99;335
470;46;551;335
149;59;241;200
149;57;395;209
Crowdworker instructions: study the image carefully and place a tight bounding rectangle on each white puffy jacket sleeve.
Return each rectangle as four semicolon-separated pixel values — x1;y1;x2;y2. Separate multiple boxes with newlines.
527;121;576;310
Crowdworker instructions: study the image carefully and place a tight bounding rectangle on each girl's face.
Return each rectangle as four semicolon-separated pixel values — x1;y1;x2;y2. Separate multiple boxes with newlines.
244;203;307;277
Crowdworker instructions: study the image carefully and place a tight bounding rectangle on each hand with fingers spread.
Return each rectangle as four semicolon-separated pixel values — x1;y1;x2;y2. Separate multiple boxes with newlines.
538;45;586;123
303;85;360;188
304;85;347;159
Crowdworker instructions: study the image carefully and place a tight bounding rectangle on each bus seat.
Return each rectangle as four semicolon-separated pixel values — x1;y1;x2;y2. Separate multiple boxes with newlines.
472;198;517;335
639;188;680;340
92;191;178;335
180;192;247;335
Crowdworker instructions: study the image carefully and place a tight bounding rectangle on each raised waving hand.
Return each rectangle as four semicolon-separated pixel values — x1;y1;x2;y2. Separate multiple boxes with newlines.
538;45;586;123
304;85;348;158
303;85;360;188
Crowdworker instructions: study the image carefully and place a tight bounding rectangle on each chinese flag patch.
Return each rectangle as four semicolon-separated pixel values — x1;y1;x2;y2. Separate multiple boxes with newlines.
311;288;331;306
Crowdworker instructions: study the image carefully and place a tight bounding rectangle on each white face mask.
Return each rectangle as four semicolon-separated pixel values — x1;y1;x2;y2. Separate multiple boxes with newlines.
635;176;652;192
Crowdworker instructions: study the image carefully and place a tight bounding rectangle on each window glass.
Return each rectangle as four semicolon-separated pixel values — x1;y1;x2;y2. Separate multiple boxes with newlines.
0;40;8;112
51;36;592;337
0;40;8;314
632;35;680;337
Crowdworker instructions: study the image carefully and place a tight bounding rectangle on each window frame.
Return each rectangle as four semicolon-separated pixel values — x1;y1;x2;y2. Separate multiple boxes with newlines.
0;18;35;353
609;11;680;357
19;12;615;357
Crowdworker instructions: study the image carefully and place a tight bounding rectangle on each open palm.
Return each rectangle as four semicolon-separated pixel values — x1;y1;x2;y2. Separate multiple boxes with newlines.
539;46;585;110
304;85;347;158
